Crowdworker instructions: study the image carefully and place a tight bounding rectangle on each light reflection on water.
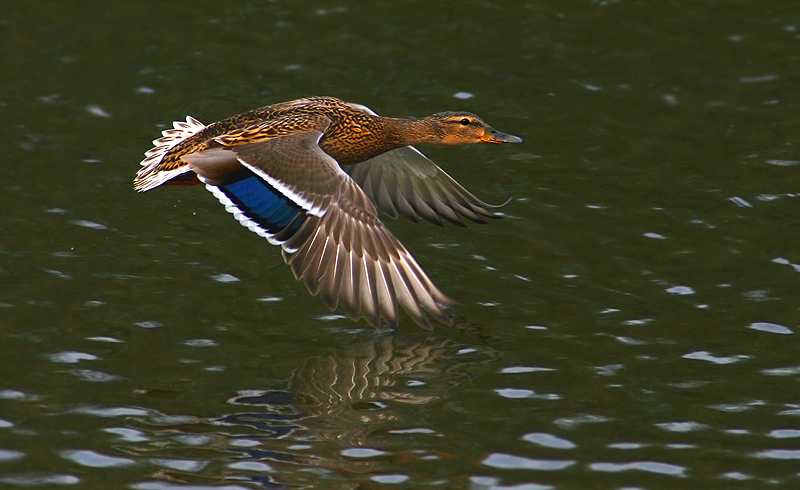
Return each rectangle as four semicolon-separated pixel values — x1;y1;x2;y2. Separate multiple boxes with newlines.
4;318;800;488
7;335;496;488
3;0;800;489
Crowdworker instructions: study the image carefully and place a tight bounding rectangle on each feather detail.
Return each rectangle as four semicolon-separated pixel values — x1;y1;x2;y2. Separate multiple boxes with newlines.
134;116;206;192
134;96;522;329
343;145;505;226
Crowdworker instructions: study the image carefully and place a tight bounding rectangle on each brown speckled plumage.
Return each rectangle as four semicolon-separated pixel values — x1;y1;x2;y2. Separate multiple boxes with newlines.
134;96;522;329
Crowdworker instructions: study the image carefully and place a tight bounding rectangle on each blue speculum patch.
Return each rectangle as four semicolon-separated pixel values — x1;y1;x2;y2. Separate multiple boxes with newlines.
221;172;306;235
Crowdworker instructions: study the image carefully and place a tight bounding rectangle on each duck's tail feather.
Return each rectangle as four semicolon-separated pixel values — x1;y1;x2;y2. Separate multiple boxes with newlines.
134;116;206;192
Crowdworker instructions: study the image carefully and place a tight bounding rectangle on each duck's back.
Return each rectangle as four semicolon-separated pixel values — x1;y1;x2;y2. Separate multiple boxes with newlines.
248;96;400;165
135;96;398;191
134;97;352;190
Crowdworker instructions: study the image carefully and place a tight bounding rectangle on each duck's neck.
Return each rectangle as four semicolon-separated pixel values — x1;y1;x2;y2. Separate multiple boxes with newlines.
384;117;443;146
320;116;440;165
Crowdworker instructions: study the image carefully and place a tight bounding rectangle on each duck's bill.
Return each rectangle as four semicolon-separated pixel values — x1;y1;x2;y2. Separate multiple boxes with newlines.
480;128;524;144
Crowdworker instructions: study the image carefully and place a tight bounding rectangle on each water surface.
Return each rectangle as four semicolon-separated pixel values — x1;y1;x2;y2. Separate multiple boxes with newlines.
2;1;800;488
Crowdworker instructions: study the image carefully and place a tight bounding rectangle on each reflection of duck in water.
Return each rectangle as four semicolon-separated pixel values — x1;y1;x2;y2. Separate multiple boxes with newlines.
118;334;495;488
135;96;522;329
217;334;495;486
224;334;488;439
288;334;450;424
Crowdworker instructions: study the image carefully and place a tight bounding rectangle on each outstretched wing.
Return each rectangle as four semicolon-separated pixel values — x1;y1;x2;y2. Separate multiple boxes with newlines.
184;126;455;329
343;145;505;226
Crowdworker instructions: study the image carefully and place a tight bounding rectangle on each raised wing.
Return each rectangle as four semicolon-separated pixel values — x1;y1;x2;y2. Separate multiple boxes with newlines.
342;145;504;227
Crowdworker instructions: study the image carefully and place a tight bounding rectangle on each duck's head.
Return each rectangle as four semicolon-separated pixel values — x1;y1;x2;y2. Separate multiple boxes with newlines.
415;111;524;146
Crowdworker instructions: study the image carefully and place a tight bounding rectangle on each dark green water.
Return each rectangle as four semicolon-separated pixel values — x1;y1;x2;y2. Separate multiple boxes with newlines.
3;1;800;488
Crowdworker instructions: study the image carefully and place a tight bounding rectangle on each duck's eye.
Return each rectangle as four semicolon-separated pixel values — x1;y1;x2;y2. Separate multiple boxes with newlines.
460;118;470;126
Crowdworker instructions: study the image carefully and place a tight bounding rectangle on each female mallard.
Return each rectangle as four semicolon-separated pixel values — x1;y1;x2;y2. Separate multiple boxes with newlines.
134;96;522;329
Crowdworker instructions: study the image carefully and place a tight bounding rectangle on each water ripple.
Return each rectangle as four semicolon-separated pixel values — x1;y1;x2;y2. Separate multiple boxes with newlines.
772;257;800;273
132;482;250;490
103;427;150;442
765;159;799;166
753;449;800;460
0;448;26;462
388;427;436;435
150;458;209;472
174;434;214;447
183;339;218;348
608;442;647;450
682;351;750;364
87;336;124;343
768;429;800;439
209;273;240;283
589;461;686;477
46;351;99;363
501;366;554;374
762;366;800;376
85;105;112;118
495;389;560;400
67;369;121;383
470;476;552;490
721;471;753;480
666;285;695;295
70;406;150;418
482;453;575;471
226;461;273;472
255;296;283;303
0;473;80;486
134;321;163;329
341;447;387;458
729;196;753;208
60;449;135;468
656;422;709;433
554;415;611;429
0;390;38;401
70;219;108;230
371;474;410;483
748;322;793;335
708;400;764;413
522;433;576;449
